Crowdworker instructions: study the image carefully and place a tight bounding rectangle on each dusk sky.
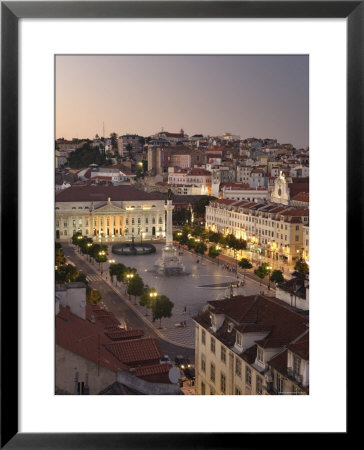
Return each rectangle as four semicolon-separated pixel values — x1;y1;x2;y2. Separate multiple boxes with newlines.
56;55;309;148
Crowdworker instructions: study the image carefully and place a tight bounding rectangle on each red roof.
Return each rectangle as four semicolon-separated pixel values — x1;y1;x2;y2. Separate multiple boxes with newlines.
208;294;308;349
288;331;309;360
291;192;309;203
56;185;164;202
104;337;162;366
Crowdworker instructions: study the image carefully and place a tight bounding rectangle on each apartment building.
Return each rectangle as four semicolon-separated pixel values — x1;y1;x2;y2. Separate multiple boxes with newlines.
205;198;309;265
193;294;309;395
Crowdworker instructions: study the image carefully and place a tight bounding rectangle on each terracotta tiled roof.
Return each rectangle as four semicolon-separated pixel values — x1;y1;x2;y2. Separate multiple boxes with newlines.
207;294;308;349
56;306;128;373
288;331;309;360
269;349;288;374
104;328;144;341
134;363;173;377
291;192;309;202
104;337;162;366
288;183;309;198
55;185;164;202
188;168;211;176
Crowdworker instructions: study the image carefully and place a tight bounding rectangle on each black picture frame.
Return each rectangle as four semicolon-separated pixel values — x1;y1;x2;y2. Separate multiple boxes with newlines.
1;1;356;447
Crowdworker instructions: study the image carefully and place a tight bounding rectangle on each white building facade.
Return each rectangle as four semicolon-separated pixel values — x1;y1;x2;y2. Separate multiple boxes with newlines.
205;198;309;265
55;185;166;241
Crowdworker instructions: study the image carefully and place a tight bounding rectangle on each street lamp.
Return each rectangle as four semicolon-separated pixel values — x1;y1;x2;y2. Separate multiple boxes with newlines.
267;265;272;290
126;272;134;298
98;250;106;274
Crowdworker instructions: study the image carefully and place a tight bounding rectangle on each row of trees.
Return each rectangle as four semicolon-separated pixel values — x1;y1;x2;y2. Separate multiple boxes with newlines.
71;233;108;269
55;243;101;304
173;225;247;256
71;233;174;327
108;262;174;328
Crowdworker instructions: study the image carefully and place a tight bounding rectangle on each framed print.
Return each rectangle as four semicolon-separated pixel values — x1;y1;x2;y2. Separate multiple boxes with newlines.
1;1;357;447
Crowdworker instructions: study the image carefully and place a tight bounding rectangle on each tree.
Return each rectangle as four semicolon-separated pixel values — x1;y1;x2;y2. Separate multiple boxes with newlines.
139;288;157;315
110;132;118;150
55;264;78;284
55;244;66;267
67;142;107;169
294;257;309;274
254;263;271;285
151;295;174;328
187;239;196;250
109;263;126;284
193;196;216;217
86;287;101;304
208;245;220;259
270;270;284;284
173;209;190;226
239;258;253;279
194;241;207;255
127;274;144;303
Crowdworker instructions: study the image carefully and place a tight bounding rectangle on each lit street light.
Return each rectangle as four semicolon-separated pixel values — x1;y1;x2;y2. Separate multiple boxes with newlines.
267;265;272;290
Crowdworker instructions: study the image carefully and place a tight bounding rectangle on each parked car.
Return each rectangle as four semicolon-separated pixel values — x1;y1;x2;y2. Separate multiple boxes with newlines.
175;355;191;370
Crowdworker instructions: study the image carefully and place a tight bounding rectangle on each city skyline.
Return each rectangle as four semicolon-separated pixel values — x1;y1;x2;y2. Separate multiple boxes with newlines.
56;55;309;148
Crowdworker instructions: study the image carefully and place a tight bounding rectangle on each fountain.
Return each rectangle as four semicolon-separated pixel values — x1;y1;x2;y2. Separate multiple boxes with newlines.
155;190;185;275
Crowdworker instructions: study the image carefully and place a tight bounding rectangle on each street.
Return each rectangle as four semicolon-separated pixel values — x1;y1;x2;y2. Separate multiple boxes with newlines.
62;244;195;363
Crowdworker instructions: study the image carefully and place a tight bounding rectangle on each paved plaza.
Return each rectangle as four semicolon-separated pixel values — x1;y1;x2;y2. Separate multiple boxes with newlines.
108;243;270;348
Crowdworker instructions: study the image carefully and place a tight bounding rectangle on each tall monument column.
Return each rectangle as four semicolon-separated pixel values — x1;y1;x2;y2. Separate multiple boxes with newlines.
155;189;184;275
164;199;174;249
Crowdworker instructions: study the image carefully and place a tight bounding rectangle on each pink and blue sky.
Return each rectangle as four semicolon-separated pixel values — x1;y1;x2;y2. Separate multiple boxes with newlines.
56;55;308;148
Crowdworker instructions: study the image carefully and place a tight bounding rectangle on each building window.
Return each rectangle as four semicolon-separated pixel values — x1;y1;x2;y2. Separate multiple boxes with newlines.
159;217;163;224
210;337;215;354
201;354;206;373
256;375;263;394
152;218;156;224
220;372;226;394
126;218;129;225
201;382;206;395
145;227;148;233
221;346;226;364
293;355;301;376
277;375;284;394
138;218;141;224
245;367;252;386
64;222;67;227
235;387;242;395
236;332;242;347
132;218;135;225
295;235;299;241
235;358;242;377
210;363;215;382
257;347;264;363
145;218;149;224
201;329;206;345
56;220;59;227
72;220;76;226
